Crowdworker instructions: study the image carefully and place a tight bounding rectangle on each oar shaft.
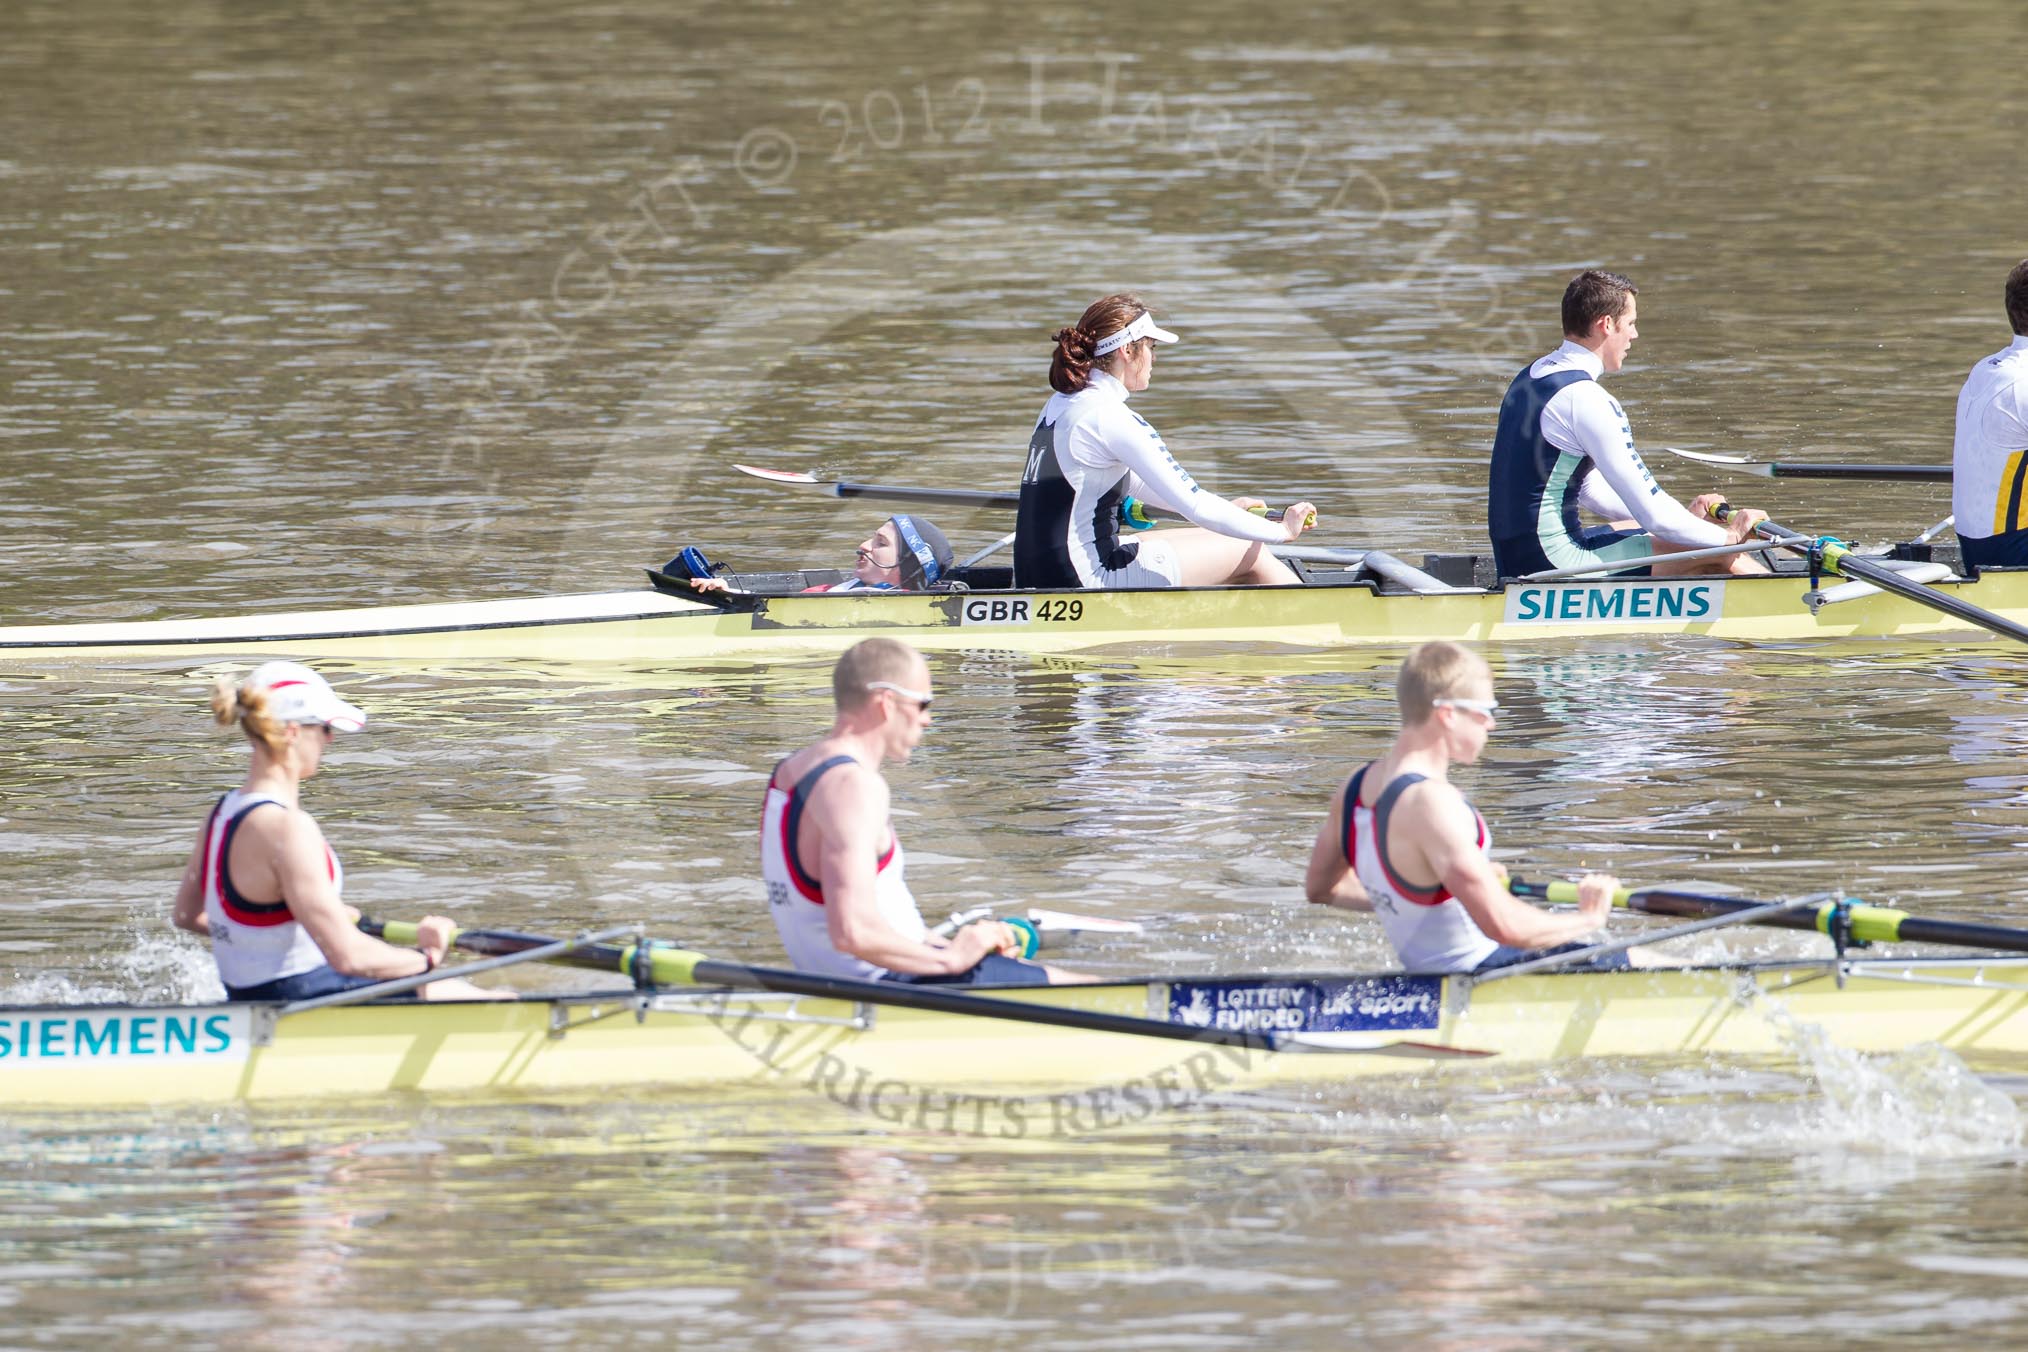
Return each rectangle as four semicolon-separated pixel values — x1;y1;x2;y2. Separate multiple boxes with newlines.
365;919;638;973
1714;507;2028;647
1818;545;2028;644
1514;881;2028;956
1665;448;1950;481
1762;463;1951;482
755;468;1305;526
373;921;1308;1052
678;955;1304;1051
830;482;1024;511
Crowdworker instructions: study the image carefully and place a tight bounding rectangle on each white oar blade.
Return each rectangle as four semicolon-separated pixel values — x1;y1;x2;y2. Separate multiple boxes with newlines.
1663;446;1772;474
1026;907;1146;937
733;463;825;485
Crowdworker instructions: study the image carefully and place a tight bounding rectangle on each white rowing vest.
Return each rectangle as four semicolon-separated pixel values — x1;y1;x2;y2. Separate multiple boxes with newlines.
1343;766;1499;974
760;755;927;980
200;789;341;990
1952;335;2028;562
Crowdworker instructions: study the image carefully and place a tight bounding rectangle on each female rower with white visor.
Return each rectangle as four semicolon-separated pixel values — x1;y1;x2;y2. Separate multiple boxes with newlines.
1014;293;1318;589
170;661;506;1003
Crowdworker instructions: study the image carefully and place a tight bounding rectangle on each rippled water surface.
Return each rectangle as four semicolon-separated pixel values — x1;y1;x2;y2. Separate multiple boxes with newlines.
6;0;2028;1346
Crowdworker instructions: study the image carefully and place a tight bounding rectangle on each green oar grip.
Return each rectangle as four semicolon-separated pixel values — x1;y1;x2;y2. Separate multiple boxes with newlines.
1005;916;1041;960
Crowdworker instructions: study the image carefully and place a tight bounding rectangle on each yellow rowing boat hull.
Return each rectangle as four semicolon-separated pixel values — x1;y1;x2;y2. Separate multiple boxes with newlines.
6;959;2025;1112
1;568;2024;663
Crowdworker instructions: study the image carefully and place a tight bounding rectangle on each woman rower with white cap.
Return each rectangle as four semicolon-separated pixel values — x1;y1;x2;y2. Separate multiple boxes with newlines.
1015;293;1318;589
170;661;505;1002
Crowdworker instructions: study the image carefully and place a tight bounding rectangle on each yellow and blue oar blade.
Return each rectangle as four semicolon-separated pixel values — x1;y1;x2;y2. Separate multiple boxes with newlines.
1666;448;1952;482
1509;880;2028;956
368;919;1489;1059
1714;506;2028;646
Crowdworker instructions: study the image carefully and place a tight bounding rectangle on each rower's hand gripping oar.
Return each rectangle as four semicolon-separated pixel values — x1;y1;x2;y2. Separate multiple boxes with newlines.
733;464;1314;528
1708;502;2028;646
366;918;1489;1059
1510;879;2028;956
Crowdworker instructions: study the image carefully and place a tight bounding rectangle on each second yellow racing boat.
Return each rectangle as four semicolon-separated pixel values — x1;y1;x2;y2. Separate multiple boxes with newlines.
0;541;2017;665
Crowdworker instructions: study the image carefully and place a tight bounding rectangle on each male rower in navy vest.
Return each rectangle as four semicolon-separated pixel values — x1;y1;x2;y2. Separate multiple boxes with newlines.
1952;259;2028;572
1488;270;1770;580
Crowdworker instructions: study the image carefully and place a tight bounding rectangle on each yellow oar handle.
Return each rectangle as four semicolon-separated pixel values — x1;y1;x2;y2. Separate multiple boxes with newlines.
1527;880;1631;908
373;919;431;946
618;944;708;986
1249;504;1318;528
1526;881;1911;944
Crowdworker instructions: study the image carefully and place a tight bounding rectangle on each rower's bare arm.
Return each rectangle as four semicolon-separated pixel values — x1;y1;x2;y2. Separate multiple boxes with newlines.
813;770;983;975
1447;854;1611;950
1302;785;1372;911
169;822;211;937
1418;796;1602;950
269;814;434;980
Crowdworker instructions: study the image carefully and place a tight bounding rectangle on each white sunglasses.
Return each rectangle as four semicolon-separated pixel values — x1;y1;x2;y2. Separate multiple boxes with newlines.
1433;697;1499;718
866;680;933;711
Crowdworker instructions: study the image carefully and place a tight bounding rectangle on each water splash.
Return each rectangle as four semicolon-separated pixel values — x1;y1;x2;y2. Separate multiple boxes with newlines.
1756;995;2022;1158
0;930;222;1007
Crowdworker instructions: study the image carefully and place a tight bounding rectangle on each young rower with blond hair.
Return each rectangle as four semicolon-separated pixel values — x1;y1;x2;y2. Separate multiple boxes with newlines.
1304;641;1669;974
171;661;505;1002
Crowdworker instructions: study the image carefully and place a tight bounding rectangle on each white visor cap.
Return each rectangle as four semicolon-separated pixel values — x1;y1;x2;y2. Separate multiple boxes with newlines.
245;660;367;732
1092;311;1180;358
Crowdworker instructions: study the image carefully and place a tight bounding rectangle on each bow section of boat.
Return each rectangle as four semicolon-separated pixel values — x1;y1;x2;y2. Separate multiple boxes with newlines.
0;590;724;661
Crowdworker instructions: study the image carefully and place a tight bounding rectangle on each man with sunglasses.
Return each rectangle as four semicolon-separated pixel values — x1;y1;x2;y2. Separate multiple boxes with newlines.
761;638;1085;986
1303;641;1664;974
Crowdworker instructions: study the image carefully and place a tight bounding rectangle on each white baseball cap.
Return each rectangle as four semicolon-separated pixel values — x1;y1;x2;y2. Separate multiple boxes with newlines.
1092;310;1180;357
244;661;367;732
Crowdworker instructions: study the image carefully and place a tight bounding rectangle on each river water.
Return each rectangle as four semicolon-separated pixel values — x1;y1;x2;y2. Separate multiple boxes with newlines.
5;0;2028;1346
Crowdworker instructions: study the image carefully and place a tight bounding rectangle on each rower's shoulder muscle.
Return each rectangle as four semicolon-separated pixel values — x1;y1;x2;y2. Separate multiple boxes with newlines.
1398;775;1475;841
234;799;321;855
804;759;887;831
